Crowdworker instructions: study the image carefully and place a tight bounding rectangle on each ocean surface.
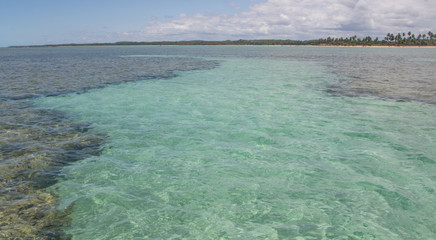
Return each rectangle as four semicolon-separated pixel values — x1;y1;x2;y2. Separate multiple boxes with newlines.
1;46;436;239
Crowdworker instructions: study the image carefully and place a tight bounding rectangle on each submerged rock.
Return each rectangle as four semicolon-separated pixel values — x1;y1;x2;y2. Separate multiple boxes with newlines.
0;47;218;238
0;100;105;239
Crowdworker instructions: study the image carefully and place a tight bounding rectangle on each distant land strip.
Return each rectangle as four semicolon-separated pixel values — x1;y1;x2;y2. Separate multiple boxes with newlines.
9;31;436;48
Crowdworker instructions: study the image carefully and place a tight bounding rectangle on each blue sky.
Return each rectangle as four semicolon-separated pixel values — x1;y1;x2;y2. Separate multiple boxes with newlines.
1;0;261;46
1;0;435;47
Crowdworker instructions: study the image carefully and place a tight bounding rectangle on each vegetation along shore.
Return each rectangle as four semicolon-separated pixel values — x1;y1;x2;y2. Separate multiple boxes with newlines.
9;31;436;48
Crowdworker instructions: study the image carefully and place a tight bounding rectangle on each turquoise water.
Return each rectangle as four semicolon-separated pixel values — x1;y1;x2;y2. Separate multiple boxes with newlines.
37;52;436;239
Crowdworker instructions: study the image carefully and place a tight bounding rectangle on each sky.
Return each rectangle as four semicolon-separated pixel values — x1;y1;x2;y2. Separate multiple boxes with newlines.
1;0;435;47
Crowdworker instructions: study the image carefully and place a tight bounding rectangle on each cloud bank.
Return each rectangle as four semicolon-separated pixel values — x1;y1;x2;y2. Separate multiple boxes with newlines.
139;0;435;41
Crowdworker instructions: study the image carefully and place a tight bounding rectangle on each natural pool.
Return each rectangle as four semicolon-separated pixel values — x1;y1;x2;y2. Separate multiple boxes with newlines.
2;46;436;239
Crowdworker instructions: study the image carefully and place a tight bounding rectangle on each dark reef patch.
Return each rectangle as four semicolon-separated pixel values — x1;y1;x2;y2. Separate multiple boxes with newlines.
0;47;218;238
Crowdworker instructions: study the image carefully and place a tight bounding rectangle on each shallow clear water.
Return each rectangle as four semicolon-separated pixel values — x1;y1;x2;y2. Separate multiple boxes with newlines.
0;46;217;238
35;50;436;239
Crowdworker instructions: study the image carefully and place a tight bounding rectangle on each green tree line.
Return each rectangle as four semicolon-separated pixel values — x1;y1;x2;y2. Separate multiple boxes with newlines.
318;31;436;46
11;31;436;47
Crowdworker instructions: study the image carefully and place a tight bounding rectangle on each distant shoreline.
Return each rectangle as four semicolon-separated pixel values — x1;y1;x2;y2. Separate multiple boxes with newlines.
9;44;436;48
9;31;436;48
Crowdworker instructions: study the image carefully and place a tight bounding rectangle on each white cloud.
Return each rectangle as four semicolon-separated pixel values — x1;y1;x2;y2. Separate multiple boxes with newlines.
138;0;436;41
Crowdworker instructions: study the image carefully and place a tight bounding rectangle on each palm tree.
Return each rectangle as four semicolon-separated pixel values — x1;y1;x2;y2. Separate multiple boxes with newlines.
395;33;403;44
